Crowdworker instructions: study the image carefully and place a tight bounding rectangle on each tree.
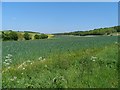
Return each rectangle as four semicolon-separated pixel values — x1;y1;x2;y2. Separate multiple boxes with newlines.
2;31;18;41
39;34;48;39
34;34;40;39
2;32;10;41
9;31;18;41
114;26;120;32
24;32;30;40
34;34;48;39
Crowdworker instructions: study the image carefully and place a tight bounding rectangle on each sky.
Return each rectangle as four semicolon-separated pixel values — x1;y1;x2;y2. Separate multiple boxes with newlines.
2;2;118;34
1;0;120;2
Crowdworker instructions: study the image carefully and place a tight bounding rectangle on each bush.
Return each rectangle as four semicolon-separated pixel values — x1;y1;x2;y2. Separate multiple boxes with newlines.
9;31;18;41
34;34;40;39
2;31;18;41
2;32;10;41
34;34;48;39
24;32;30;40
114;26;120;32
39;34;48;39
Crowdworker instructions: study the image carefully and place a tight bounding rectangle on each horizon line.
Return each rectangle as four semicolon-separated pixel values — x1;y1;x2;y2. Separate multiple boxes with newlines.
2;25;118;34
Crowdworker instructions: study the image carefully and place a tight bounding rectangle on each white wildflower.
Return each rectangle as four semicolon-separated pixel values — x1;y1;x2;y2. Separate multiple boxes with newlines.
5;63;10;66
5;59;8;62
27;60;31;63
18;62;27;69
115;42;118;44
91;56;97;59
40;58;46;62
23;62;26;65
17;81;20;83
18;64;23;69
23;68;25;70
5;56;9;59
4;54;13;67
8;66;11;69
38;57;42;60
91;56;97;61
10;76;17;81
14;76;17;80
7;59;12;61
8;54;12;57
44;65;47;68
10;78;14;81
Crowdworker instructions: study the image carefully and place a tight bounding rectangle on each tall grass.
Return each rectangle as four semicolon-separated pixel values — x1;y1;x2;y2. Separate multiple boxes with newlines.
2;36;118;88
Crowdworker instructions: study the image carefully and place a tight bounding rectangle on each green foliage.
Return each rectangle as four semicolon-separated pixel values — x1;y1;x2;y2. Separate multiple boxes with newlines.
2;32;10;41
9;31;18;41
34;34;40;39
2;30;49;41
2;36;118;88
24;32;31;40
34;34;48;39
114;26;120;32
39;34;48;39
2;31;18;41
54;26;118;36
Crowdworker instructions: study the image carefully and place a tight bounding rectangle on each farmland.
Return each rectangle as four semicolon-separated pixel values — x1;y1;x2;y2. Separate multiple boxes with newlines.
2;35;119;88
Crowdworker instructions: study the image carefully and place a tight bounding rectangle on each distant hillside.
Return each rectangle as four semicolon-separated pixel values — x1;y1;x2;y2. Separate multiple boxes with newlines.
1;30;54;41
54;26;120;36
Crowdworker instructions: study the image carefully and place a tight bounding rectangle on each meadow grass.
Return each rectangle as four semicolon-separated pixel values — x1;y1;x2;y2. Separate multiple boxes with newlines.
2;36;118;88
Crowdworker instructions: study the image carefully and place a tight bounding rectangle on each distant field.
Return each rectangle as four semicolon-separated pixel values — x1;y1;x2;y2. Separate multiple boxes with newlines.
2;36;118;88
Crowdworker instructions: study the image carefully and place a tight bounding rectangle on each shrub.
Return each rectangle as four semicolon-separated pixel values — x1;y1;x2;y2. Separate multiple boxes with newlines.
34;34;40;39
114;26;120;32
2;32;10;41
9;31;18;41
2;31;18;41
39;34;48;39
24;32;30;40
34;34;48;39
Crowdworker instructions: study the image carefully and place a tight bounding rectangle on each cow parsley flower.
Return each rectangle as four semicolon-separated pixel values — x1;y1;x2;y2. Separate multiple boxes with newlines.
91;56;97;61
23;68;25;70
14;76;17;80
4;54;13;67
38;57;42;60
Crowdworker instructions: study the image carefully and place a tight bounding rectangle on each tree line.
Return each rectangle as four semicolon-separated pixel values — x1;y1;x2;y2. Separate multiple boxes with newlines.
2;30;48;41
54;26;120;36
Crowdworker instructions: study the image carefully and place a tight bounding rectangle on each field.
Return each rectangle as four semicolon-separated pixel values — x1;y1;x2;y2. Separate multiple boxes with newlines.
2;35;119;88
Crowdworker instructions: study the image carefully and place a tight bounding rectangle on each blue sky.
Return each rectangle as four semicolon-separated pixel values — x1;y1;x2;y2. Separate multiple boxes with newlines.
2;2;118;33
